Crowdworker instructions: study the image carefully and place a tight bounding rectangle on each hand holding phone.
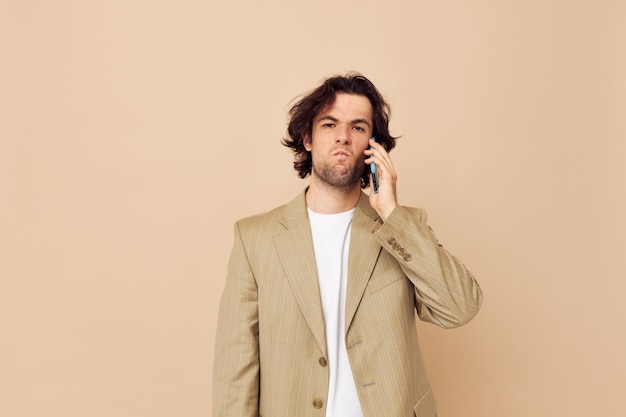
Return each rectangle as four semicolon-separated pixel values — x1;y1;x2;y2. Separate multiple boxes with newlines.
370;137;380;193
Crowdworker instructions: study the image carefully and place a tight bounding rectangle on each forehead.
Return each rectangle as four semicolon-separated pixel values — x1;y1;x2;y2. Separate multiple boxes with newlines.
316;93;373;121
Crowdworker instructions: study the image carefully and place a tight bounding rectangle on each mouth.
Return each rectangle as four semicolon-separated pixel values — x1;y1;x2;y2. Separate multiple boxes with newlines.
333;149;351;157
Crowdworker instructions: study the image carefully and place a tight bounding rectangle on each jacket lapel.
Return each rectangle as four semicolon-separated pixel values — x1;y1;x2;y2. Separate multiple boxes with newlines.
273;190;382;351
345;192;383;333
273;191;327;355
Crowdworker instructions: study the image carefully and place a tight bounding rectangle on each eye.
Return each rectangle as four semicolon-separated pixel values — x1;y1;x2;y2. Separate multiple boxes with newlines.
352;125;365;131
322;123;335;128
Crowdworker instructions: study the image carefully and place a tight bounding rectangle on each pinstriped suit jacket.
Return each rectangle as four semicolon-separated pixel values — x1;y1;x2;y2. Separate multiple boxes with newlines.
213;189;482;417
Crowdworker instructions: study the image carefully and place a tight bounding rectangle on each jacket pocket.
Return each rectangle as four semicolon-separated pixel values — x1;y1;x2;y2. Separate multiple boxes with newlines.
413;386;437;417
368;251;405;293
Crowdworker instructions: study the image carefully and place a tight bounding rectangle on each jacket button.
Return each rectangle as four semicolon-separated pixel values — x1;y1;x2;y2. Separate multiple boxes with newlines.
403;254;412;262
318;357;327;367
388;237;396;245
313;398;323;409
398;247;407;256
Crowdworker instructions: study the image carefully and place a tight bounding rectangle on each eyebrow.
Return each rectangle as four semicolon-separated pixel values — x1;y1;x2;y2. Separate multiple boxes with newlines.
318;115;371;128
352;118;372;128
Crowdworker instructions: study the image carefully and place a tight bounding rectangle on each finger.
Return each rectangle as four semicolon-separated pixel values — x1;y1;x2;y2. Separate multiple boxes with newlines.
367;139;394;168
368;153;396;180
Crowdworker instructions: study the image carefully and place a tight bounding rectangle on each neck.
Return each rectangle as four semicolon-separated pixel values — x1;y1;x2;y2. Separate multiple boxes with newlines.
305;177;361;214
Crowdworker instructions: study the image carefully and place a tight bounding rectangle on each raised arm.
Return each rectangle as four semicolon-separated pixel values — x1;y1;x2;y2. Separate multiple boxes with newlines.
376;206;483;328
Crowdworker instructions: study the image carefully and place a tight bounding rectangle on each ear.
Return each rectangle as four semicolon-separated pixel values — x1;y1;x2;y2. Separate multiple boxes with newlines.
303;134;312;151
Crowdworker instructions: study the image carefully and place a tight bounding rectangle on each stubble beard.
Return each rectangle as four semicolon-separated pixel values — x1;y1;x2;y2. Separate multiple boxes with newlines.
312;159;365;189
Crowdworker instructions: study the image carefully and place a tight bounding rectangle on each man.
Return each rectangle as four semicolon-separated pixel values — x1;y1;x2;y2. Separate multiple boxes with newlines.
213;73;483;417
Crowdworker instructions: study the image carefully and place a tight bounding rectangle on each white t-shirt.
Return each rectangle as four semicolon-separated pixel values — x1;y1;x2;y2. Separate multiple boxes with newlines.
308;208;364;417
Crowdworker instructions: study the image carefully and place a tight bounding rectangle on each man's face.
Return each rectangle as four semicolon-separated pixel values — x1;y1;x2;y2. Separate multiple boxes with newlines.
304;93;373;189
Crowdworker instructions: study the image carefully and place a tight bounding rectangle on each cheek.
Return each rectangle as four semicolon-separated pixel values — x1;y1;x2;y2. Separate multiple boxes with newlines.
355;140;370;155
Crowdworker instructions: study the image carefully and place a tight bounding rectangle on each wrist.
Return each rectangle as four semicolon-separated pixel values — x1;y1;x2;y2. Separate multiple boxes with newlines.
379;204;397;222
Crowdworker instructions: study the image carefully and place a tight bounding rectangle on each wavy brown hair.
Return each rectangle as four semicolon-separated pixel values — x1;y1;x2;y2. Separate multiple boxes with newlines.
282;72;397;188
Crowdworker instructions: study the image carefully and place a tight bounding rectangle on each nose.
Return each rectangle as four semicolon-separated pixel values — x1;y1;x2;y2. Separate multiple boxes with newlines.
336;124;351;144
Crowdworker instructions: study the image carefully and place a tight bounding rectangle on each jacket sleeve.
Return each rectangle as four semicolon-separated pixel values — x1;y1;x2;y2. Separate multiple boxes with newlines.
375;205;483;328
212;221;259;417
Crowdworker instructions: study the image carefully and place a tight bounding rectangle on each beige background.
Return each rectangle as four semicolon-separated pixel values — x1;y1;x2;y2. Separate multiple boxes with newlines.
2;1;625;416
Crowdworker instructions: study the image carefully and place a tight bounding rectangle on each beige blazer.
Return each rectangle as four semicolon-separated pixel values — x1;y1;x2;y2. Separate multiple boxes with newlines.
213;190;482;417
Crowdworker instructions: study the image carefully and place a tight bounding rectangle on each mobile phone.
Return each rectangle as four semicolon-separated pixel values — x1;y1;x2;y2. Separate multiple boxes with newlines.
370;137;379;193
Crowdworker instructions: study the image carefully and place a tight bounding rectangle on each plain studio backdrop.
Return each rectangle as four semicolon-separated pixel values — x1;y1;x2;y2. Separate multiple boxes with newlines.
1;1;625;416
